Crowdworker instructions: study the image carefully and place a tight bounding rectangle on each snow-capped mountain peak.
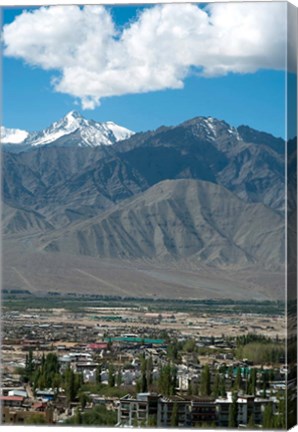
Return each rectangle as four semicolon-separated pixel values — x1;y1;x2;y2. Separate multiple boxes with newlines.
66;110;82;120
180;116;239;143
102;121;136;143
25;111;93;147
1;126;29;144
3;111;135;150
56;110;91;133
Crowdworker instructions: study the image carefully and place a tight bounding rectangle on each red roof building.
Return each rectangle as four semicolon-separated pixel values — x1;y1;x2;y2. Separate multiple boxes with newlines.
0;396;24;407
87;343;108;351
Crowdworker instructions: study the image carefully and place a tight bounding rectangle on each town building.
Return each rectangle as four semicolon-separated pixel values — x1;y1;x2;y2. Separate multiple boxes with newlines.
191;397;217;426
2;406;53;424
0;396;24;408
118;392;277;428
118;393;159;426
215;392;275;427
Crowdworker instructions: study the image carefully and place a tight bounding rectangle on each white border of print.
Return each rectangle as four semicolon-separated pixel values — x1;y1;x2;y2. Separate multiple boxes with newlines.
1;0;298;5
1;1;297;432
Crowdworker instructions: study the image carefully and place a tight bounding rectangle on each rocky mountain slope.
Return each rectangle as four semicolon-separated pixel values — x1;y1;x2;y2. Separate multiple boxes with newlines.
2;113;290;299
39;179;284;270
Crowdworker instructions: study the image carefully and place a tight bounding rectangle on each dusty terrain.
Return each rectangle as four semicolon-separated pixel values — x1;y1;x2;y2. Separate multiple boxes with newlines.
3;238;284;300
2;304;285;369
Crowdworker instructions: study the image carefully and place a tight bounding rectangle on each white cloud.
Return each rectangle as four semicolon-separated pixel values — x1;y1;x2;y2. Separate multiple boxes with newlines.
3;3;287;109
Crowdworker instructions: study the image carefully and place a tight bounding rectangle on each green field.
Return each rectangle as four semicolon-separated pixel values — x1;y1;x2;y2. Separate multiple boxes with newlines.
2;291;285;315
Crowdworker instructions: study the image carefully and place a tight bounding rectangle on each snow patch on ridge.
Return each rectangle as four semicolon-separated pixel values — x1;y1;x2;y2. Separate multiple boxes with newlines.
3;111;135;149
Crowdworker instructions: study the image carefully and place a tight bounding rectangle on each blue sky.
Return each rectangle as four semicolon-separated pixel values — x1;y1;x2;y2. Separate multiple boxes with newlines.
2;4;287;138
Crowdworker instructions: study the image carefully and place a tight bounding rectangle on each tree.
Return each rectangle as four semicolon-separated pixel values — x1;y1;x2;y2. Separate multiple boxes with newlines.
76;372;84;389
27;349;34;372
219;375;226;398
183;339;197;353
158;364;177;396
234;367;242;390
171;366;177;395
67;368;77;402
263;404;274;428
200;365;211;396
248;368;257;395
146;356;153;386
248;413;255;428
65;405;117;426
212;371;220;398
261;370;268;398
95;364;102;384
136;379;141;394
79;392;89;410
63;366;81;403
52;373;61;394
168;339;179;361
79;392;90;409
274;393;286;429
228;392;238;428
140;357;148;392
25;349;34;383
43;353;59;388
41;353;45;368
31;352;60;393
141;371;148;393
148;415;157;427
116;370;122;387
108;364;115;387
24;413;46;425
171;403;179;427
75;409;83;424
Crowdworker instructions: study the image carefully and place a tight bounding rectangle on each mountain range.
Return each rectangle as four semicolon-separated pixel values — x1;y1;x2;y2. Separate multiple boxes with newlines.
1;110;134;150
2;112;291;300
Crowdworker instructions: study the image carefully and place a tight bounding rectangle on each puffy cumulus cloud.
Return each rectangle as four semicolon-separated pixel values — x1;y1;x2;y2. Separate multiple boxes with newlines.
3;3;286;109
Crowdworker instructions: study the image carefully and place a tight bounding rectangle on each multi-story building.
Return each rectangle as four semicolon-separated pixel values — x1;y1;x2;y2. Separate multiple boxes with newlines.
118;393;159;426
119;392;277;428
158;396;191;427
216;396;230;427
237;395;256;425
216;392;276;427
118;393;217;427
191;397;217;426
